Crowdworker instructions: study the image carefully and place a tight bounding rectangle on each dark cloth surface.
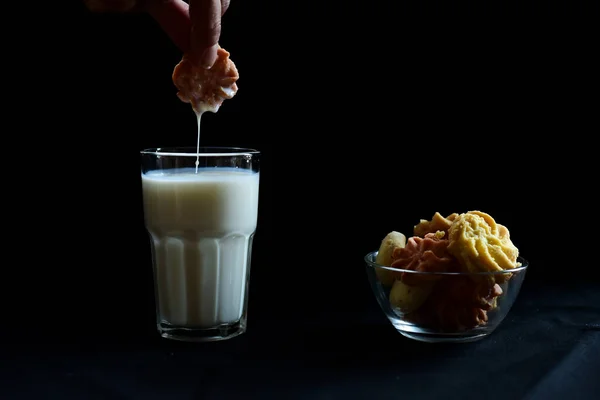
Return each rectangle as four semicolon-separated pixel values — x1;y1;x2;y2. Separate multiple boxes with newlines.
3;281;599;400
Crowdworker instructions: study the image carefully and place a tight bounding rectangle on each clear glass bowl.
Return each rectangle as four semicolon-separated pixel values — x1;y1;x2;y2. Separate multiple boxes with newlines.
365;251;529;343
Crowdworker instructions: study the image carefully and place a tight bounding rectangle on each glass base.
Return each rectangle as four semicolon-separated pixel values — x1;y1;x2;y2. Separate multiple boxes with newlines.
398;330;490;343
158;320;246;342
390;318;496;343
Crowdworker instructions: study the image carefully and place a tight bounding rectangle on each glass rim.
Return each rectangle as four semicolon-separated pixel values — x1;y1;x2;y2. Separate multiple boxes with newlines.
364;251;529;276
140;146;260;157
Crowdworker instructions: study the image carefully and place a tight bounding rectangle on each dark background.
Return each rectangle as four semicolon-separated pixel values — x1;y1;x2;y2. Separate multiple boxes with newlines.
1;1;598;398
4;0;598;376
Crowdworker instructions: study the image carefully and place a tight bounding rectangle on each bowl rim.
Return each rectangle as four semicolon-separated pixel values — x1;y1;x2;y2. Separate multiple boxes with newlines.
364;251;529;276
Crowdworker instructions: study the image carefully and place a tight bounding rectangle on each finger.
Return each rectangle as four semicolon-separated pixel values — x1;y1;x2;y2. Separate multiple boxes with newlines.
189;0;222;68
146;0;192;53
221;0;230;15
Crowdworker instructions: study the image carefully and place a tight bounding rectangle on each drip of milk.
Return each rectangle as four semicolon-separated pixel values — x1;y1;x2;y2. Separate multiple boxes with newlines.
195;110;204;173
193;90;232;173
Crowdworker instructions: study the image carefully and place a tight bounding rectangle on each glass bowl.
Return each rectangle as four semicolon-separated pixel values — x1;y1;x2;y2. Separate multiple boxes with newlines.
365;251;529;343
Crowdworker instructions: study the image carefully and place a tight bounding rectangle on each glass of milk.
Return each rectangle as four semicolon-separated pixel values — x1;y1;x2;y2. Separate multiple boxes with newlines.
140;147;260;342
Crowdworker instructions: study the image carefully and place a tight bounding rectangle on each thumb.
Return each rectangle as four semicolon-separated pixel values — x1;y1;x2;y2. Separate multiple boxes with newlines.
145;0;192;54
189;0;222;68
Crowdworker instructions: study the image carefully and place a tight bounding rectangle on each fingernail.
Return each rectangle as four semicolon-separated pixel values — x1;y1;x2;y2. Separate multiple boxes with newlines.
200;44;218;69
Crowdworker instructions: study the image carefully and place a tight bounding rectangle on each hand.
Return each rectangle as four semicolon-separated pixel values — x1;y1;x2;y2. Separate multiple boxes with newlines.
146;0;230;68
84;0;230;68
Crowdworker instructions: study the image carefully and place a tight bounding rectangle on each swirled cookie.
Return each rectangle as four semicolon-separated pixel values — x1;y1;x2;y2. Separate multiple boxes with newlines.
447;211;519;273
414;212;459;237
391;232;460;286
172;47;239;113
406;276;503;331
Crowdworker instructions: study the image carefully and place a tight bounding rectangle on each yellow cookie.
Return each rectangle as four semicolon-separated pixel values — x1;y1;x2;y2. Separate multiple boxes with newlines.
389;279;433;314
447;211;519;273
375;231;406;286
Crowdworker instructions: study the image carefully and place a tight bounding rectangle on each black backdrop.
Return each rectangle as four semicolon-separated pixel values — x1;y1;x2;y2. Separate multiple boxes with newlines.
4;1;597;346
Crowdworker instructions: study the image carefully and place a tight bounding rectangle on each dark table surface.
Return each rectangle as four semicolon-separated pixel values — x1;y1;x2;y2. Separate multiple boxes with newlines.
3;279;599;400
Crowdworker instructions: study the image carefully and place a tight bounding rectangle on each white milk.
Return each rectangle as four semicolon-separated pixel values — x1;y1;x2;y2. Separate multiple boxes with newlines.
194;111;203;172
141;167;260;328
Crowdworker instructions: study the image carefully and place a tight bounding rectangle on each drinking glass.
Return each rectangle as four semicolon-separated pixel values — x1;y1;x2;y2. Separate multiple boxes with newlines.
140;147;260;342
